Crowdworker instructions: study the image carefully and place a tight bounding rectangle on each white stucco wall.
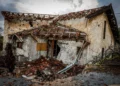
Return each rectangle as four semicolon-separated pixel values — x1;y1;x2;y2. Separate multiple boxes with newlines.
15;37;85;63
57;40;84;64
15;36;47;61
58;13;115;65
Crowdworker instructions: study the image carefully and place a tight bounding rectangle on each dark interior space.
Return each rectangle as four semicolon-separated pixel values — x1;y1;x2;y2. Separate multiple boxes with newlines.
53;40;60;58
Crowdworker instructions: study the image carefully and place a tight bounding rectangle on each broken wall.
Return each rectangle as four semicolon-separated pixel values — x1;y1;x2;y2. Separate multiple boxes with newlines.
57;40;84;64
4;16;86;62
3;18;51;51
14;36;47;61
13;36;85;63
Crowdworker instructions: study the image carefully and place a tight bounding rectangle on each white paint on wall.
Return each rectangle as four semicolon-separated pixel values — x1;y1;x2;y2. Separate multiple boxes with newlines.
57;40;83;64
15;36;47;61
58;13;115;65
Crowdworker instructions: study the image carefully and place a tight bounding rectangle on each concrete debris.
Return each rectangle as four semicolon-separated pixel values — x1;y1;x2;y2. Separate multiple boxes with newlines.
15;56;84;81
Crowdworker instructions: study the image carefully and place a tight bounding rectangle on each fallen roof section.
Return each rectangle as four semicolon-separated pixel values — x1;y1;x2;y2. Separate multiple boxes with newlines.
9;24;87;41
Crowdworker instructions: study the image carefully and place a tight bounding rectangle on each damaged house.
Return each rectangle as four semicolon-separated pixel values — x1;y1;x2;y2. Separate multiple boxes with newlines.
1;4;119;65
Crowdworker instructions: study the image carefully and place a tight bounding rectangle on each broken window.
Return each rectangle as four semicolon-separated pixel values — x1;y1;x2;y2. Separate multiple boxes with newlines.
17;42;23;49
36;43;47;51
103;21;106;39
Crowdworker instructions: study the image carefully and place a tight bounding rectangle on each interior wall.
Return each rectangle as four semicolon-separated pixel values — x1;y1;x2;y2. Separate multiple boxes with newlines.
57;40;84;64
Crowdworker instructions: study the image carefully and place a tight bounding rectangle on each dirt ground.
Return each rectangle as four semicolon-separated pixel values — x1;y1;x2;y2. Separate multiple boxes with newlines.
0;56;120;86
0;71;120;86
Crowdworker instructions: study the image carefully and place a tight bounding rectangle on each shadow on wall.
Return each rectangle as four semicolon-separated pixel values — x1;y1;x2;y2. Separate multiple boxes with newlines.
0;43;16;72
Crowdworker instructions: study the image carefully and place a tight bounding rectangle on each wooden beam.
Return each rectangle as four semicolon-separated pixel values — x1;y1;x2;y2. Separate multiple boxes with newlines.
51;40;55;58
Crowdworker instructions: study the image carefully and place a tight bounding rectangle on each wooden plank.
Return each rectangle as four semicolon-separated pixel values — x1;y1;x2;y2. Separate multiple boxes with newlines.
36;43;47;51
51;40;54;58
31;34;39;42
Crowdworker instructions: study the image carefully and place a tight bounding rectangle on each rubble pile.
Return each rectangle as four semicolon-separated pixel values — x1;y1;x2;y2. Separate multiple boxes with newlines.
16;56;84;81
24;56;66;76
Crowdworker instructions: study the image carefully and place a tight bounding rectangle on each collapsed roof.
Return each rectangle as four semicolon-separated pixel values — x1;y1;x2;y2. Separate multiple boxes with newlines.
9;24;87;41
1;4;119;42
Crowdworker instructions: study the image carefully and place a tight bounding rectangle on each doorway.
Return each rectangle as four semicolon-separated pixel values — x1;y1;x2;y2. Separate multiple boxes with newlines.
47;40;60;58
